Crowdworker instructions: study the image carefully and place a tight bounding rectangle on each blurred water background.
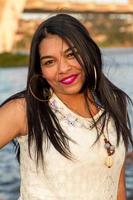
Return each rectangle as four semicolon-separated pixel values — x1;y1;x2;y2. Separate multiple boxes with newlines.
0;48;133;200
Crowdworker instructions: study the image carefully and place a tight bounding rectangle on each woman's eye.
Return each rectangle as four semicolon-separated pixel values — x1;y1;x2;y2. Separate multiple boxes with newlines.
41;60;54;66
67;52;75;59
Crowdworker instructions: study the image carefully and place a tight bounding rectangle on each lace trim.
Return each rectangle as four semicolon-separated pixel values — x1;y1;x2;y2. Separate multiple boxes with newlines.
49;94;103;129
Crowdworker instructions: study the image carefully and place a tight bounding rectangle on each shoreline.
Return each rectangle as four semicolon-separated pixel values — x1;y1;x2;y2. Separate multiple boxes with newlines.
0;47;133;68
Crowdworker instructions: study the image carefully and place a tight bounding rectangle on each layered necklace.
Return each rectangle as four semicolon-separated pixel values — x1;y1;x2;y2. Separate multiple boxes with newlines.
50;95;115;168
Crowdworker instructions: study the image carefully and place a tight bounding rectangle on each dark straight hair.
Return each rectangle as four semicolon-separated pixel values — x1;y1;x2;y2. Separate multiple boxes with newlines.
1;14;133;164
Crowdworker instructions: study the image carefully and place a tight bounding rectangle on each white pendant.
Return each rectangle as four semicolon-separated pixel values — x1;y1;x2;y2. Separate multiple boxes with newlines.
105;156;113;168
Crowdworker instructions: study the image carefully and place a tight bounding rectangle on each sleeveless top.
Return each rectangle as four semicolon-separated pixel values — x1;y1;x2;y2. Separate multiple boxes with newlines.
17;93;125;200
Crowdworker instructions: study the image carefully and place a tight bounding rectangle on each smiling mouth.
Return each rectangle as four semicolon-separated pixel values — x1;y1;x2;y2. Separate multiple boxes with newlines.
60;74;79;85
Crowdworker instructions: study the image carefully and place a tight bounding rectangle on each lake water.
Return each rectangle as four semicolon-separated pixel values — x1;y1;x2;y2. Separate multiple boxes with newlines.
0;48;133;200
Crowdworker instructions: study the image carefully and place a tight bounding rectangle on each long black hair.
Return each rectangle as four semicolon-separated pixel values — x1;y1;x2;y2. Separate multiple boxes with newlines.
1;14;133;164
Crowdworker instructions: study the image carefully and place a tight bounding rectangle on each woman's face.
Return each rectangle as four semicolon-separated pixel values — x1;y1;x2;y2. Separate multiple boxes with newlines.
39;34;85;98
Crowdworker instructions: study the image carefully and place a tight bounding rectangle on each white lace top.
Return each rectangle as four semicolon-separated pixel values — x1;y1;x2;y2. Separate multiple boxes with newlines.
17;93;125;200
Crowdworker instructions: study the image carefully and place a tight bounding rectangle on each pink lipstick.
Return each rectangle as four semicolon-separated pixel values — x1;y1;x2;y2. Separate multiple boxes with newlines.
60;74;79;85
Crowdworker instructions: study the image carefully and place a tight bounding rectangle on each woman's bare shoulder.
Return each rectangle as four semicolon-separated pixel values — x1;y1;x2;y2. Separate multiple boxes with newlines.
1;97;26;108
0;98;28;148
0;98;27;120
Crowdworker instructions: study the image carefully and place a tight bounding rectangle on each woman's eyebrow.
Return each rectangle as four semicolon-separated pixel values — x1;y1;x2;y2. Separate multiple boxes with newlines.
40;47;77;61
40;55;53;61
64;48;71;54
40;48;71;60
64;47;76;54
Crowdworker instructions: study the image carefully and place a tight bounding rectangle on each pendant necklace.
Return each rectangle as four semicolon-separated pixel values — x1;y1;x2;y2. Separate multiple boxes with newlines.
103;133;115;168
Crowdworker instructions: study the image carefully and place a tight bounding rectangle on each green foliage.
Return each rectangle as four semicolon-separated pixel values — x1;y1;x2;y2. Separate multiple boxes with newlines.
0;14;133;67
83;13;133;48
0;52;29;67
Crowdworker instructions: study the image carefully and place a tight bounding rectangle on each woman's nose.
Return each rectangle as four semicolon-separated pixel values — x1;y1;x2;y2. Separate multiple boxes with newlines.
58;58;72;73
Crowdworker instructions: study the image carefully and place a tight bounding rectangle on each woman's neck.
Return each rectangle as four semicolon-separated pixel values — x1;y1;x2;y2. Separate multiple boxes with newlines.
54;92;98;118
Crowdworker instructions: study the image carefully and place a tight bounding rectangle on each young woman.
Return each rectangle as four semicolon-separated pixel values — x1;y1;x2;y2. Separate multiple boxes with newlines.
0;14;132;200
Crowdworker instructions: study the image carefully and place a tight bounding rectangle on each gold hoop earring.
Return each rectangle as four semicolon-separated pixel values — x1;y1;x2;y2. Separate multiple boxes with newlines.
93;66;97;91
29;74;52;102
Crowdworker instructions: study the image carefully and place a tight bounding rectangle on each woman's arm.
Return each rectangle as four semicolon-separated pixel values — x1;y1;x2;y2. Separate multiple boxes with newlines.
117;161;126;200
0;98;27;148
